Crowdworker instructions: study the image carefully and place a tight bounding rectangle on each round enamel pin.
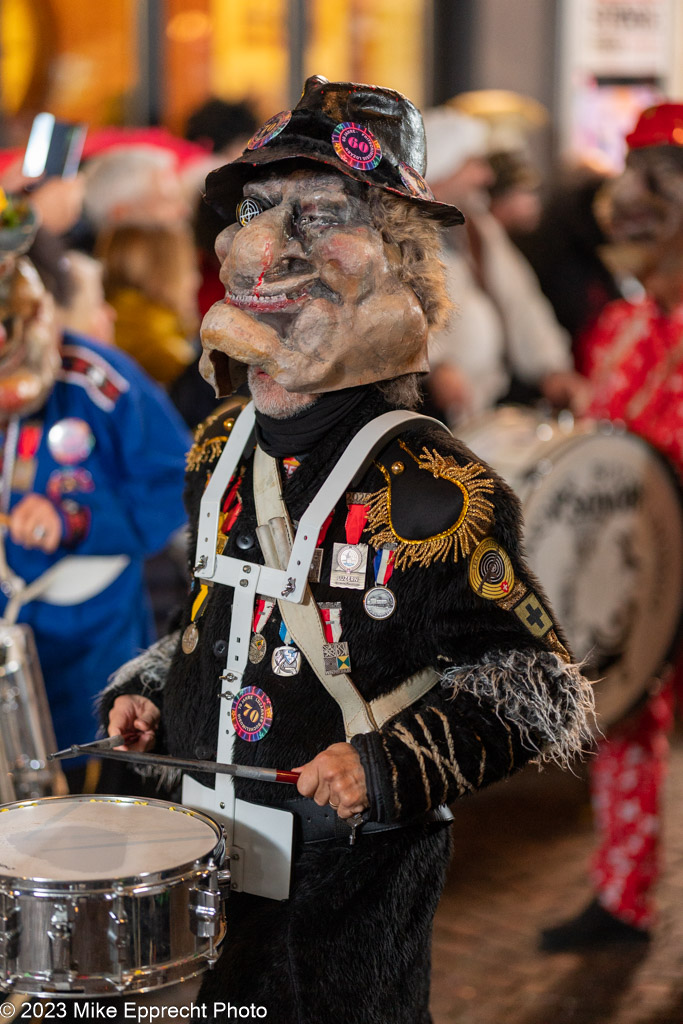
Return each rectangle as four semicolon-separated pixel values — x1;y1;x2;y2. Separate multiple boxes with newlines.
331;122;382;171
47;418;95;465
469;537;515;600
247;110;292;150
236;196;264;226
363;585;397;620
231;686;273;742
399;162;435;200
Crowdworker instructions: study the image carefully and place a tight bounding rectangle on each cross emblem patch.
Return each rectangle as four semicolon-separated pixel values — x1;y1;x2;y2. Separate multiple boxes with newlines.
512;592;552;638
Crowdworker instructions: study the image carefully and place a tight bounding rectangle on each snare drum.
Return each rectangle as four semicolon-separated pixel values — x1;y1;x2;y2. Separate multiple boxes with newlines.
0;795;228;996
460;407;683;728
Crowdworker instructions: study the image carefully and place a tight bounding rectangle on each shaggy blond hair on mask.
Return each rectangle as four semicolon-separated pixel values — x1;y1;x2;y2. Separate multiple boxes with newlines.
367;189;452;331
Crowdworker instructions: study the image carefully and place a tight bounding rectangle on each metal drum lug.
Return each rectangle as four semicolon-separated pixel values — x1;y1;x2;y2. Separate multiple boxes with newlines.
0;895;20;978
216;867;232;896
189;863;224;940
47;903;77;984
107;887;129;973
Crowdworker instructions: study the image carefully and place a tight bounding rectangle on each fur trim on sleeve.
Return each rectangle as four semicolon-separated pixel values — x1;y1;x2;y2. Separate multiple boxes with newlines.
440;649;596;768
95;631;181;793
99;631;180;703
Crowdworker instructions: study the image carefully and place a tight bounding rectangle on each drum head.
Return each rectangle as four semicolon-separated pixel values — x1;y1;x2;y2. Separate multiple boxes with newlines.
461;410;683;729
0;795;221;885
521;430;683;727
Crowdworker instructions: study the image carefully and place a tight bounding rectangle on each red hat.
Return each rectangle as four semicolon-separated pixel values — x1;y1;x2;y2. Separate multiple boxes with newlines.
626;102;683;150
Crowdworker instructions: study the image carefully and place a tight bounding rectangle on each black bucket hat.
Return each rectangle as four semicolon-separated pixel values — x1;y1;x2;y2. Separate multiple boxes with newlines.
204;75;464;226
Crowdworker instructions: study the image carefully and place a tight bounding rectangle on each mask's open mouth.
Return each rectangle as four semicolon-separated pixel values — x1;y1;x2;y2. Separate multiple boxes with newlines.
225;288;310;314
208;349;234;396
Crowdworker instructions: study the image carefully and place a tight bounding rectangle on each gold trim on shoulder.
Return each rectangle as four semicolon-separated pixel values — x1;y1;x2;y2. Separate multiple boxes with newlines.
365;441;495;569
186;416;235;472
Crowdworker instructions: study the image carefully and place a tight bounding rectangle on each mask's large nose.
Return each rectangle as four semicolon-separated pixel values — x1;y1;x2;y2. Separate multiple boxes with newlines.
227;206;293;289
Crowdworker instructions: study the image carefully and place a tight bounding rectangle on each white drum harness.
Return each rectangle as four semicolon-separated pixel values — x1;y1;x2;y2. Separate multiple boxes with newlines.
183;402;447;899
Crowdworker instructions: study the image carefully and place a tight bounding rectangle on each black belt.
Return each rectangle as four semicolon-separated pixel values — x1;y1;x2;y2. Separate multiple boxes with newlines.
257;798;453;845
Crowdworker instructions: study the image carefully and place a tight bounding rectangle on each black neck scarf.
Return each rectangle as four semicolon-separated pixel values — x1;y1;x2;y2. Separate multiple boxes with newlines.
254;385;372;458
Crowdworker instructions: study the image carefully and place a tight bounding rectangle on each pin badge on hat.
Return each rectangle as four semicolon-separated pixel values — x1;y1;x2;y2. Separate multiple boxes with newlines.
399;162;435;201
331;122;382;171
47;418;95;465
237;197;265;226
247;110;292;151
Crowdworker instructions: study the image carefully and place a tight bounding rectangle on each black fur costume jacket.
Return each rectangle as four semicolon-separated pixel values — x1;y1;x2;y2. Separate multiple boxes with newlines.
99;388;593;1024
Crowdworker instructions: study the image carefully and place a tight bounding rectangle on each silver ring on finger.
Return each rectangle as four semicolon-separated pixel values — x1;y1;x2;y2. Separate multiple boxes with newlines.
32;525;47;540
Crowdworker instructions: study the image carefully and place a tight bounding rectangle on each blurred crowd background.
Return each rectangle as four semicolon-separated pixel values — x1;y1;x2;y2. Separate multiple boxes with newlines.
0;0;682;968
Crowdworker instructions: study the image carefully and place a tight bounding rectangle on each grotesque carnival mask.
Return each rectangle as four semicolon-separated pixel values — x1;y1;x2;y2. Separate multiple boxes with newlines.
199;76;463;396
599;103;683;281
0;198;60;419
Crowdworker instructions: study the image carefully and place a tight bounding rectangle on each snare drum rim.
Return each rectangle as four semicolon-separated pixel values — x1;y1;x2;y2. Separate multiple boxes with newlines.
0;794;225;894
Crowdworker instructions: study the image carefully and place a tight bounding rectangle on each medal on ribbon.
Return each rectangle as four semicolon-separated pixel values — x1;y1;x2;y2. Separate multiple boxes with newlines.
182;582;211;654
249;597;275;664
309;511;334;582
271;621;301;676
330;497;370;590
216;473;243;554
320;601;352;675
363;545;397;620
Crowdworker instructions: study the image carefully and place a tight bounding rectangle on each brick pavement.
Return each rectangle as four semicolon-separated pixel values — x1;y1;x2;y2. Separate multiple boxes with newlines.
430;730;683;1024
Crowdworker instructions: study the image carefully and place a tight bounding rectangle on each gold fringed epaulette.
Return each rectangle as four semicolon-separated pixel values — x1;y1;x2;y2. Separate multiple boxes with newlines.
364;439;496;570
185;397;248;473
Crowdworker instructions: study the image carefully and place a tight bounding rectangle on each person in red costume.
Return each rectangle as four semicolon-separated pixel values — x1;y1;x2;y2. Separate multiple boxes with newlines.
541;102;683;951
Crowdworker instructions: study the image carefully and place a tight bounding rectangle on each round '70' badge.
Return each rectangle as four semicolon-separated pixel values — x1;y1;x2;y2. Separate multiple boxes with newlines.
231;686;273;742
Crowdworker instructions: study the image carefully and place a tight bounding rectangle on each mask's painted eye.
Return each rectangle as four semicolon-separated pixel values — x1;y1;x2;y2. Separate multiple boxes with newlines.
237;197;265;226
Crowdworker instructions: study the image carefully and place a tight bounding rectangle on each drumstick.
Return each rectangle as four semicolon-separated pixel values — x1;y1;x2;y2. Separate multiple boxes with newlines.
50;734;126;757
0;513;10;528
48;742;301;785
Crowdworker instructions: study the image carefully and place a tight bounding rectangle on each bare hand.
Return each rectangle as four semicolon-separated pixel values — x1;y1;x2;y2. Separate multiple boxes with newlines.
9;493;62;553
541;370;593;418
428;363;473;419
108;694;160;752
29;175;86;236
293;742;368;820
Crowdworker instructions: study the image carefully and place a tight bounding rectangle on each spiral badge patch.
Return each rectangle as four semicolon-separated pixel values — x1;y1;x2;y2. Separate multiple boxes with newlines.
469;537;515;600
231;686;273;742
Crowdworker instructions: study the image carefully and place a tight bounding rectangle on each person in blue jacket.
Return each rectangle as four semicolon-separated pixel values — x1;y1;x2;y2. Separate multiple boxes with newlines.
0;249;191;756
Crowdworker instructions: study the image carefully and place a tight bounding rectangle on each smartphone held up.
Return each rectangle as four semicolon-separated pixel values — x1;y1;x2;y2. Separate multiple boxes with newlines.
22;113;87;180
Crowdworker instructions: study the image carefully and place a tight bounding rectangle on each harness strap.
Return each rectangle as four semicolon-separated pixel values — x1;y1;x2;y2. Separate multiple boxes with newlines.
253;440;440;739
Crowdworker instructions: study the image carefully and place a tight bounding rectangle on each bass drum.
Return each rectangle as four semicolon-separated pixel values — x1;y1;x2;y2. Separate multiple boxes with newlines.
460;407;683;728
